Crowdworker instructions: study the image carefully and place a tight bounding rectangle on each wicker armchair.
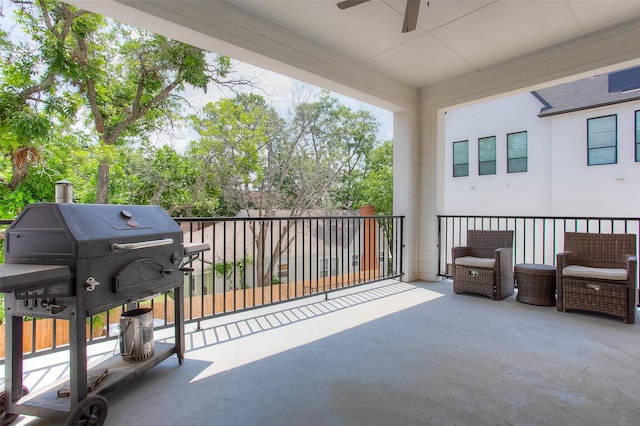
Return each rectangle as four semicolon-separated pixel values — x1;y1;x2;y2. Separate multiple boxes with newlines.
452;230;514;300
557;232;637;324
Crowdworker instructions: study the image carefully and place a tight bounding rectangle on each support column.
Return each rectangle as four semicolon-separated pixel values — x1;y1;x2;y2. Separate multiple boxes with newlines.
393;108;419;282
418;93;446;281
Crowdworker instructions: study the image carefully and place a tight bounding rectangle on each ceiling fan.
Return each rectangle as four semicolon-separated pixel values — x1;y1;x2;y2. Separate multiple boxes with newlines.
337;0;426;33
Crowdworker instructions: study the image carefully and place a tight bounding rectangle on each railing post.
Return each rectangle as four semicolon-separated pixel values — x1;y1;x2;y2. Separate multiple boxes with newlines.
399;216;404;280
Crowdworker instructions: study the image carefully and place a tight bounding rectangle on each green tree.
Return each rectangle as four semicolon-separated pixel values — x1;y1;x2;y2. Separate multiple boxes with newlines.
187;93;284;285
355;139;394;273
0;2;81;196
6;0;242;204
355;139;393;215
111;144;212;216
187;93;284;216
322;96;379;210
187;91;382;285
0;127;86;217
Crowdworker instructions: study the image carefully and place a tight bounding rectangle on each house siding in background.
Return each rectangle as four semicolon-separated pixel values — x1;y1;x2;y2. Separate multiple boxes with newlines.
444;69;640;218
444;93;552;216
184;210;387;296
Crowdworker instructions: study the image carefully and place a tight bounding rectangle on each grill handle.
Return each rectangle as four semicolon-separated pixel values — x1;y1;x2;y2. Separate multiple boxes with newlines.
111;238;174;252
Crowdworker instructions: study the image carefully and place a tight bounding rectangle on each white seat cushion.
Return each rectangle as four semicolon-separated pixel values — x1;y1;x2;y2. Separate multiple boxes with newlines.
455;256;495;268
562;265;628;281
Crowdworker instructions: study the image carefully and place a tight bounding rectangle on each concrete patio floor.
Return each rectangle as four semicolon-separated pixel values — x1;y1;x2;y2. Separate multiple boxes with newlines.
5;279;640;426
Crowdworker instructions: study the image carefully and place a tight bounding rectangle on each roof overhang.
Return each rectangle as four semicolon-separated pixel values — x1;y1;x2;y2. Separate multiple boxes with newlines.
65;1;640;112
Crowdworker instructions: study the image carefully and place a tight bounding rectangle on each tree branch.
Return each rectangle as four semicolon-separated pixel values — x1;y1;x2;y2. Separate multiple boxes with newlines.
106;79;181;144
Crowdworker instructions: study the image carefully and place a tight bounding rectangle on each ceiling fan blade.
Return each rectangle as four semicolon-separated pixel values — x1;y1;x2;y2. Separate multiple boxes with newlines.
337;0;371;10
402;0;421;33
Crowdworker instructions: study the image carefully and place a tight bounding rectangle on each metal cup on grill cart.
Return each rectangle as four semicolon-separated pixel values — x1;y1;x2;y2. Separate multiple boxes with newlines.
119;307;155;362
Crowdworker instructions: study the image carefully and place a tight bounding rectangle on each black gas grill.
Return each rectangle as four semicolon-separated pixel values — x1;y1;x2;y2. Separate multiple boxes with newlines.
0;203;207;425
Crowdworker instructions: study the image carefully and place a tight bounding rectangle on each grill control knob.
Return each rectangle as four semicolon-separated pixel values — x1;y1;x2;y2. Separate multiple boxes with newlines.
85;277;100;292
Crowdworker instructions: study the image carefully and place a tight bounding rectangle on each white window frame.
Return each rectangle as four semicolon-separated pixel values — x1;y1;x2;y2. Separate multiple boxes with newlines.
587;115;617;166
453;140;469;177
478;136;496;175
507;131;528;173
320;257;340;278
278;263;289;282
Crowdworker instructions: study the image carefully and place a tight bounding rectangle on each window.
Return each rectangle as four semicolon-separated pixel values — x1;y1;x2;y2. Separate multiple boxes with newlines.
351;254;360;268
507;131;527;173
478;136;496;175
278;263;288;282
635;111;640;162
320;257;339;278
453;140;469;177
587;115;617;165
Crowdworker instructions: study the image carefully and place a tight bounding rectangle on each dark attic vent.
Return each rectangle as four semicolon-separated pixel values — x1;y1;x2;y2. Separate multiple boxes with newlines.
608;66;640;93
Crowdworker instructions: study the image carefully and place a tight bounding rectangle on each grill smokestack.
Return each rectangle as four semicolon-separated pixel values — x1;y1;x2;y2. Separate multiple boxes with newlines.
55;180;73;203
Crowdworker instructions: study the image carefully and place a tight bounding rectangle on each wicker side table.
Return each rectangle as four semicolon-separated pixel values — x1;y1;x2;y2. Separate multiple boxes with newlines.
514;264;557;306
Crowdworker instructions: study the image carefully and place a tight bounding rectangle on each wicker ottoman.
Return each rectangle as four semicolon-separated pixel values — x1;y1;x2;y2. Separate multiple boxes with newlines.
514;264;557;306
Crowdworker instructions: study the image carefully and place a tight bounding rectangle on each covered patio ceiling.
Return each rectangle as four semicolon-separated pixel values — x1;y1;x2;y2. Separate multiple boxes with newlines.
66;0;640;111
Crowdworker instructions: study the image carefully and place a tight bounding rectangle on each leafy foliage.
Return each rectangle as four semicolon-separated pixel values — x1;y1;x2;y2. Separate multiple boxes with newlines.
213;255;252;289
0;0;392;223
354;139;393;215
1;0;240;204
187;93;284;215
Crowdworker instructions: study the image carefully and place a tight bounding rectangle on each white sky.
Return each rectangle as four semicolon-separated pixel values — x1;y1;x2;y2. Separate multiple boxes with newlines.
237;62;395;141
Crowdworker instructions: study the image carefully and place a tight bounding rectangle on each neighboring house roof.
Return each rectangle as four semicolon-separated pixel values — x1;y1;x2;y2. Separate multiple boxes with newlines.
237;209;360;218
532;66;640;117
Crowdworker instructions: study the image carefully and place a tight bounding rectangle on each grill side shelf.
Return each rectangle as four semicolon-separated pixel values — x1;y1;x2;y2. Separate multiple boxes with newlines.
0;264;72;293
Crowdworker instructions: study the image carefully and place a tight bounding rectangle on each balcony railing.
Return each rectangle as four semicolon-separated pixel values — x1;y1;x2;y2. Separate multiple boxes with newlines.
438;215;640;277
6;212;640;358
178;214;404;320
0;214;404;359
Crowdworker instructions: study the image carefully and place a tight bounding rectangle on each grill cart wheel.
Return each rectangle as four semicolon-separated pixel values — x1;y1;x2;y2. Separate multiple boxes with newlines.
66;395;108;426
0;386;29;426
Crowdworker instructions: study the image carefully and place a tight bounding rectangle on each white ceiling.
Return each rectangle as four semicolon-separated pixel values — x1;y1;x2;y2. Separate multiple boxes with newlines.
70;0;640;110
228;0;640;88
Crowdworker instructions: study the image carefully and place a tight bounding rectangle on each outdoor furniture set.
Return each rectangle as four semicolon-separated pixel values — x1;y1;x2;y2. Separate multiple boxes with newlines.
452;230;637;324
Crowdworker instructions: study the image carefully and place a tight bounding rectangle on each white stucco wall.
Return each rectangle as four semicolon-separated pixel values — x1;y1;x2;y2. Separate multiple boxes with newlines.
443;93;552;216
550;101;640;217
443;93;640;218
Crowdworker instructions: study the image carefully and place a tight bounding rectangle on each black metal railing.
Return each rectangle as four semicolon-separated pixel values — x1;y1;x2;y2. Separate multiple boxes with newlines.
438;215;640;277
0;214;404;359
177;214;404;324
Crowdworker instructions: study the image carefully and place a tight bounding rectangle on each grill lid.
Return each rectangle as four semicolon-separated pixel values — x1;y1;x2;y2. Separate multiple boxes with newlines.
5;203;182;260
